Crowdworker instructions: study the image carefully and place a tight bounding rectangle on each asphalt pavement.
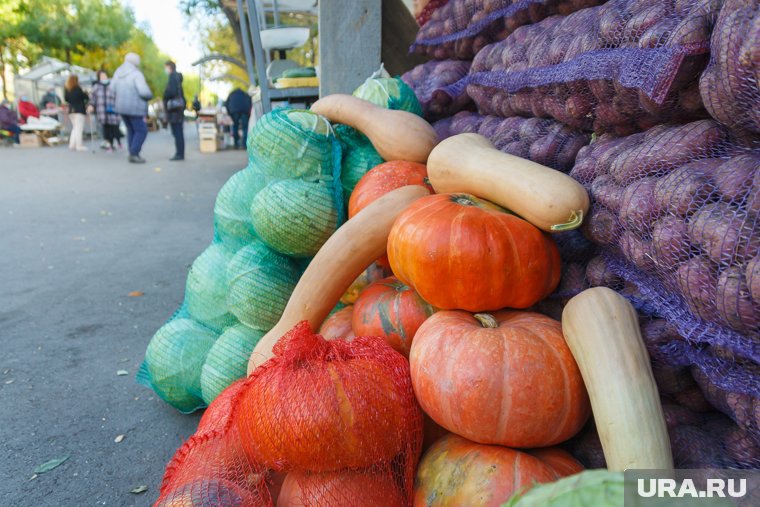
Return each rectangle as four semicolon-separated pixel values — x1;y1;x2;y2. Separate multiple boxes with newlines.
0;125;247;506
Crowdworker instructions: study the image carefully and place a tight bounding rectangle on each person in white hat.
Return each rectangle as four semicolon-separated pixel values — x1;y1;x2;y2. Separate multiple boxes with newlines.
111;52;153;163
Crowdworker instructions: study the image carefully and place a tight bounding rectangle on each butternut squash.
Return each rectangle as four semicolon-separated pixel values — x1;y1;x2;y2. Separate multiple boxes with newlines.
562;287;673;471
247;185;430;373
310;94;438;163
427;133;590;231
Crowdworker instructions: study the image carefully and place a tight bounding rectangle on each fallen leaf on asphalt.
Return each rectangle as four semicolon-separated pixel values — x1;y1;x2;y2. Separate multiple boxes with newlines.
130;485;148;494
154;167;161;172
35;456;69;474
29;474;38;481
116;370;129;376
114;434;125;443
5;379;14;384
128;291;144;297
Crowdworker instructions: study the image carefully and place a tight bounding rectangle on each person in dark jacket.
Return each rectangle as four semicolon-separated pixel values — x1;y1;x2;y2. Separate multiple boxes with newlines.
163;61;185;161
64;74;89;151
192;95;201;116
39;87;61;110
0;100;20;143
226;88;252;149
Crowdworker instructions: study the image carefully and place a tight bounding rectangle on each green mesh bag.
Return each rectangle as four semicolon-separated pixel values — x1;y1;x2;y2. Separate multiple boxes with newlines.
246;109;336;179
200;323;264;404
353;76;423;116
226;241;300;330
213;168;274;252
250;178;339;258
334;124;385;198
184;244;237;333
143;318;217;413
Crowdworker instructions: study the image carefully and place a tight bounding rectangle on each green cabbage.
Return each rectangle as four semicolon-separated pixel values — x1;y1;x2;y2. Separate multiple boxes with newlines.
353;77;423;116
200;323;264;404
504;471;624;507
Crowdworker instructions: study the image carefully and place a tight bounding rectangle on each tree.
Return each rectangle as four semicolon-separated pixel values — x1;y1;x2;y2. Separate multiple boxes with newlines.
16;0;134;64
180;0;245;58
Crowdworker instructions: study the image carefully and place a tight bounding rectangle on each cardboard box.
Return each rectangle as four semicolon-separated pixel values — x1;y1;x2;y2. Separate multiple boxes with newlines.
20;133;42;148
200;137;218;153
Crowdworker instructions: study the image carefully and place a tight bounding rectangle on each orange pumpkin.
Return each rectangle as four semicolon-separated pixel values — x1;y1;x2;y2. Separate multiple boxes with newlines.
235;323;422;472
388;193;561;311
528;447;585;478
352;276;435;356
349;161;432;269
340;263;392;305
348;161;430;218
413;434;557;507
410;311;590;448
319;306;355;341
278;470;404;507
197;378;247;435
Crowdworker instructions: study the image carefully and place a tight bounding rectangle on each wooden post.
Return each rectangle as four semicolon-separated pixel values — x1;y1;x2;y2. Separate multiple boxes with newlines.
319;0;382;96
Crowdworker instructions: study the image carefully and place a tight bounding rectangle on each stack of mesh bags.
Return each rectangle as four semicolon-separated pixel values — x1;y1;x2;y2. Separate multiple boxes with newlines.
138;109;344;412
139;77;424;413
153;323;424;506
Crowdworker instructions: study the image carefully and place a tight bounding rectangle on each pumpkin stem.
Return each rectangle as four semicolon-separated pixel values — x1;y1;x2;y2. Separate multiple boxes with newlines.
474;313;498;328
550;210;584;231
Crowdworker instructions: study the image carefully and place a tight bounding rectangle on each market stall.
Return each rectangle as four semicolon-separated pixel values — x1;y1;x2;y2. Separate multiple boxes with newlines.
139;0;759;505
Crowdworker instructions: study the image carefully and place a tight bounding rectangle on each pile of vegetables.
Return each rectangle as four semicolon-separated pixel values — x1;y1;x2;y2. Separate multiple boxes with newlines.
401;60;473;119
139;76;425;412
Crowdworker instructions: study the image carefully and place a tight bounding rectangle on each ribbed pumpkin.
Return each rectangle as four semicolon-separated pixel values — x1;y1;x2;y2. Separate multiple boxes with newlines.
235;322;422;472
340;263;392;305
226;241;300;330
528;447;585;478
185;244;237;332
348;161;430;218
352;276;435;356
277;470;404;507
410;311;590;448
319;306;355;340
251;178;338;258
388;193;561;311
413;434;557;507
200;324;265;404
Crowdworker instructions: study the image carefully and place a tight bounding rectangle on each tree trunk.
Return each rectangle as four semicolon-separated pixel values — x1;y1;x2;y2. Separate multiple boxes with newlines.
220;0;244;57
0;51;6;100
65;47;72;64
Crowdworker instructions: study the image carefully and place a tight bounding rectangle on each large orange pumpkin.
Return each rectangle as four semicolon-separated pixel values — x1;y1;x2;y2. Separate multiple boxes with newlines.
348;161;430;218
413;434;557;507
277;470;404;507
528;447;585;478
352;276;435;356
319;306;355;341
387;193;561;311
410;310;590;448
235;322;422;472
340;263;392;305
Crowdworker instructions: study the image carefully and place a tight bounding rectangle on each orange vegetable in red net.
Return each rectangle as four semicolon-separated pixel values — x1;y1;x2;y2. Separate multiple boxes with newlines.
352;276;435;356
156;478;261;507
235;322;423;473
277;470;404;507
318;306;355;341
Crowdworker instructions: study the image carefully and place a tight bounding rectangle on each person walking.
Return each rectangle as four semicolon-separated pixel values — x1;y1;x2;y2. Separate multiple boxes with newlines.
89;70;123;152
64;75;89;152
225;88;252;150
112;52;153;164
163;61;185;161
192;95;201;117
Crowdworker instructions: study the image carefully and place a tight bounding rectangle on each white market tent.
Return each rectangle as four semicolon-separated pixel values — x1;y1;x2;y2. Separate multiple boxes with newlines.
14;56;97;106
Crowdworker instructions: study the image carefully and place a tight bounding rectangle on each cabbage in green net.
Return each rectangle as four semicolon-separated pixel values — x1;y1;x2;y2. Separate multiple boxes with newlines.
226;241;301;330
214;168;274;252
334;124;385;199
200;323;264;404
246;109;336;179
250;178;338;258
144;318;218;412
353;76;423;116
184;244;237;333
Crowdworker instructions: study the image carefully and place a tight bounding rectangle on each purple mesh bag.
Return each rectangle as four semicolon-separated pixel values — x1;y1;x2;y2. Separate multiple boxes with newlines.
411;0;608;60
401;60;474;120
568;119;759;441
465;0;720;134
433;110;591;171
700;0;760;135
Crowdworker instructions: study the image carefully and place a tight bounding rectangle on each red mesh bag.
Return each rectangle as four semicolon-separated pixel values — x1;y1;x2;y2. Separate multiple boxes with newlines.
155;322;423;506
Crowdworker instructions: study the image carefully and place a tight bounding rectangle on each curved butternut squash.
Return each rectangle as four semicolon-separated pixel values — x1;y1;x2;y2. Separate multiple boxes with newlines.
247;185;430;373
427;133;590;231
562;287;673;471
310;94;438;163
